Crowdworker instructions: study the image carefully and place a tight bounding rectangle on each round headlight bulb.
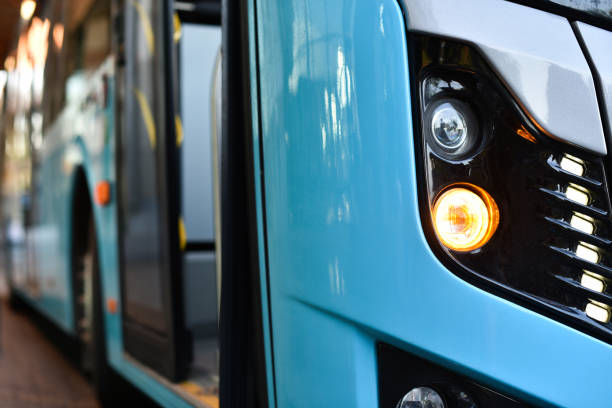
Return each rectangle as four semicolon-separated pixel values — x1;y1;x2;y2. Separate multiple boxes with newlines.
432;184;499;252
397;386;445;408
431;102;468;150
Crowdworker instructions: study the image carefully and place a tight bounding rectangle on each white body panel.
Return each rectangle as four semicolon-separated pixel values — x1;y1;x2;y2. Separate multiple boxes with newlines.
404;0;607;154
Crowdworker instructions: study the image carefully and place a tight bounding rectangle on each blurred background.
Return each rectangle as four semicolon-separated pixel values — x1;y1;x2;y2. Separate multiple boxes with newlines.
0;1;143;406
0;0;223;406
0;4;99;407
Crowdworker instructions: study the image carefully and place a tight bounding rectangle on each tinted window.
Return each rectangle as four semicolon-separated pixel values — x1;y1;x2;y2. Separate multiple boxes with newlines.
542;0;612;22
120;0;167;333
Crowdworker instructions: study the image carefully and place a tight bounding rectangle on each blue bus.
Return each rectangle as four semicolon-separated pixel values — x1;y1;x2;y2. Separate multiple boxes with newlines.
2;0;612;407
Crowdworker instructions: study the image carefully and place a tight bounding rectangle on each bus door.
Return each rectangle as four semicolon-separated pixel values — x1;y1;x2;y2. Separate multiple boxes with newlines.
117;0;191;381
116;0;222;385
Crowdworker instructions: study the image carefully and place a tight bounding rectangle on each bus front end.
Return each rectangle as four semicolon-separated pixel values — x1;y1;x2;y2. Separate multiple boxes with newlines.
250;0;612;406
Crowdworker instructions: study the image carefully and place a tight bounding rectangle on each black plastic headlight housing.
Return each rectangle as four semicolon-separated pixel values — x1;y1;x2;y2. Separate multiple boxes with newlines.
411;35;612;343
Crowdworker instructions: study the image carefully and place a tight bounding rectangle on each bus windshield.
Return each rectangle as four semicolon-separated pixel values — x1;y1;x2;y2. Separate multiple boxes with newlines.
544;0;612;23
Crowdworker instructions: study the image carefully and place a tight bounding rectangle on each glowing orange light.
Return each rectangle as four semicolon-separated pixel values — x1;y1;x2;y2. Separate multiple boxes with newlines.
95;180;111;206
4;56;15;71
517;125;537;143
432;184;499;252
53;23;64;50
107;298;118;314
27;17;50;67
16;33;29;70
20;0;36;20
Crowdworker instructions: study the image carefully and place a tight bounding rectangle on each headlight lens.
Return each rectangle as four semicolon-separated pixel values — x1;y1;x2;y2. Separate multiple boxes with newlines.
398;387;445;408
432;185;499;252
424;98;478;159
431;102;468;150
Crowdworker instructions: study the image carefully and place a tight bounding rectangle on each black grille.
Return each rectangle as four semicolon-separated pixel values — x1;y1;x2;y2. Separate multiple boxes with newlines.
541;152;612;325
411;34;612;344
378;343;528;407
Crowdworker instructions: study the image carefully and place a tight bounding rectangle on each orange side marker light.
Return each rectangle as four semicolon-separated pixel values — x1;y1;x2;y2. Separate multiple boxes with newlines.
107;298;118;314
95;180;111;206
516;125;537;143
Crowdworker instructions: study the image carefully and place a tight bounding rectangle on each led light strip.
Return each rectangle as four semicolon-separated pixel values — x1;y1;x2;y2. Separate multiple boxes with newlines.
581;272;605;293
576;243;600;264
560;154;585;176
570;214;594;234
565;185;589;205
586;302;611;323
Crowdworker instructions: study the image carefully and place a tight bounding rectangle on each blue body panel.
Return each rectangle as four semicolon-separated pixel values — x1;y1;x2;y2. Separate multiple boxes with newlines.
6;63;199;407
247;0;278;403
251;0;612;406
70;78;198;408
8;1;612;407
11;66;117;334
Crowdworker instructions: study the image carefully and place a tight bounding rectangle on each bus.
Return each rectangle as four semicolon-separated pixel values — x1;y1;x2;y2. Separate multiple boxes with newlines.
1;0;612;407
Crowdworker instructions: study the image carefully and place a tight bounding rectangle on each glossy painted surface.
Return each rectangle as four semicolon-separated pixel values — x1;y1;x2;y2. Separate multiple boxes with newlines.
247;0;277;404
252;0;612;406
6;59;195;407
404;0;606;155
577;22;612;146
10;60;116;333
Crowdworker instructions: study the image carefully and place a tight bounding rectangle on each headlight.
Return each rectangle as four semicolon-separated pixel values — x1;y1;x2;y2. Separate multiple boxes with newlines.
397;386;445;408
432;184;499;252
411;35;612;341
426;99;478;158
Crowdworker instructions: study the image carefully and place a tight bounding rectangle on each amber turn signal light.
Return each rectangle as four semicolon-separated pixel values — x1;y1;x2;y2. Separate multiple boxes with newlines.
432;184;499;252
95;180;111;206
